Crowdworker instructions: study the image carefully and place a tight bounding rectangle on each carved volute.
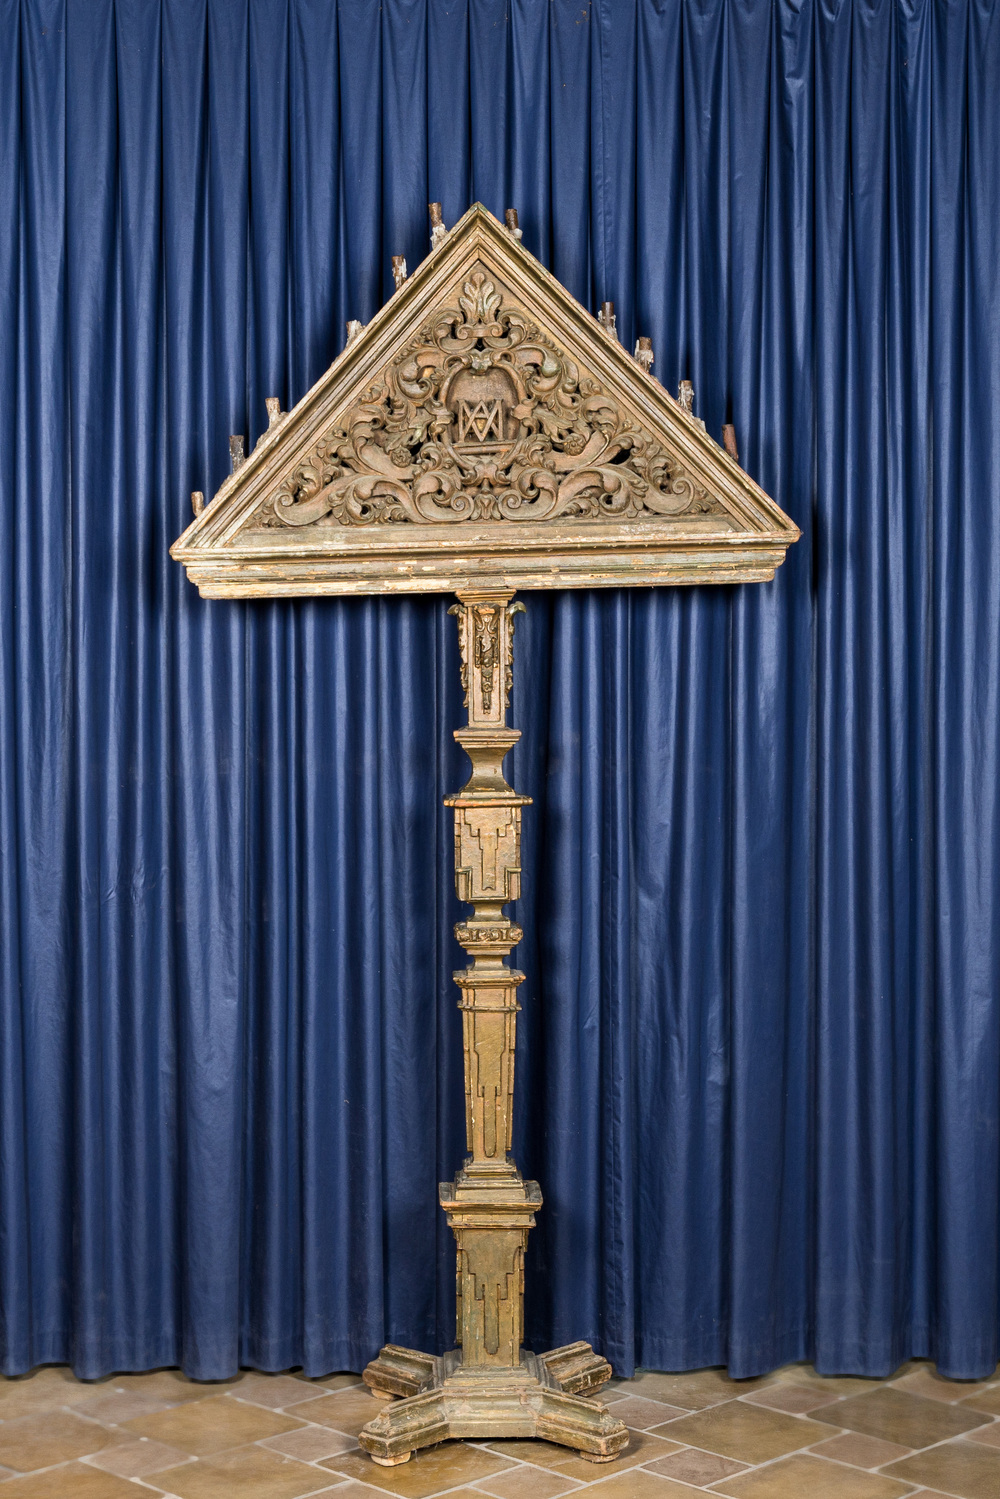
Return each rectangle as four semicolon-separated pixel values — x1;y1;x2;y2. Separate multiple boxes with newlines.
171;204;798;597
260;265;724;532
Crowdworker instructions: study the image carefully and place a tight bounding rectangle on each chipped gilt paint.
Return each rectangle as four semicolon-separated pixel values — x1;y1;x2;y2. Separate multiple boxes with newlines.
172;203;799;1468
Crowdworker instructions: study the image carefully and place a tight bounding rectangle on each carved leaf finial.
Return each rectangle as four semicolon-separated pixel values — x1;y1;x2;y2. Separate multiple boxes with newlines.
459;271;502;326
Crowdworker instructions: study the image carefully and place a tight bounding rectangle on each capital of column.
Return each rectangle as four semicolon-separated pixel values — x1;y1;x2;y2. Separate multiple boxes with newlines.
448;590;525;736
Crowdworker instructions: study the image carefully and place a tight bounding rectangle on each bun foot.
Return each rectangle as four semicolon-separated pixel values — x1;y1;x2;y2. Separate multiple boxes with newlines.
370;1450;412;1466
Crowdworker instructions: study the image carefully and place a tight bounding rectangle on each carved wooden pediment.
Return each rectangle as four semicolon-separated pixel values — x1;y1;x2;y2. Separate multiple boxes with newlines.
171;205;799;596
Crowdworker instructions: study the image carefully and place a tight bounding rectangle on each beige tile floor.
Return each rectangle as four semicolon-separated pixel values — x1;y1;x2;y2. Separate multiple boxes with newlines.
0;1357;998;1498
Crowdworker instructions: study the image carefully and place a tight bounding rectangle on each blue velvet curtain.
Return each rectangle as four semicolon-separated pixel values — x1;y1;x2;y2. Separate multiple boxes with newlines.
1;0;998;1384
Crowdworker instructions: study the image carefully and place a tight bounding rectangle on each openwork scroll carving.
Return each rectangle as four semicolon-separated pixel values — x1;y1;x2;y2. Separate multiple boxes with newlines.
265;270;721;529
174;203;798;596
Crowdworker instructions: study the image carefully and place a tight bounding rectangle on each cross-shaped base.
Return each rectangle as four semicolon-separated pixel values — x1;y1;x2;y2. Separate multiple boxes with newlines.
358;1343;629;1466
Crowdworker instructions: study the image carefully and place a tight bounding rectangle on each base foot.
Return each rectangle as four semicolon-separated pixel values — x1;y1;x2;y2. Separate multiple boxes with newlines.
363;1344;440;1400
358;1344;628;1466
370;1450;412;1465
537;1341;615;1396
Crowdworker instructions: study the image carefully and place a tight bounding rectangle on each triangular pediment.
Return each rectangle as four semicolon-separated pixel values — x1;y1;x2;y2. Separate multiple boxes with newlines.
172;205;798;597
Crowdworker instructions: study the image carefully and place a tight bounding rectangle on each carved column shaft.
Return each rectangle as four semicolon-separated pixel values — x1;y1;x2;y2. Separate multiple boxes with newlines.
440;589;539;1368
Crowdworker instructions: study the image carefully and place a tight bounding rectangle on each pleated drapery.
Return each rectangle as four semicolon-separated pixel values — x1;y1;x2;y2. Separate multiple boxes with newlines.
1;0;999;1383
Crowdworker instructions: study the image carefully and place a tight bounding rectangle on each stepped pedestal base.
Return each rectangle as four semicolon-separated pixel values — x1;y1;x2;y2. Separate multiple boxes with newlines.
359;1342;629;1466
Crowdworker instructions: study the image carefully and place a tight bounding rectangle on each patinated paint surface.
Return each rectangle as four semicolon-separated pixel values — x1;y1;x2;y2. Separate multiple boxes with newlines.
171;205;798;597
170;202;799;1468
359;593;629;1467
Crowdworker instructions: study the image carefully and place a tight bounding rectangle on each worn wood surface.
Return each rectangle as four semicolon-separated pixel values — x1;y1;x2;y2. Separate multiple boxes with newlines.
170;201;800;1467
171;204;798;596
358;597;628;1464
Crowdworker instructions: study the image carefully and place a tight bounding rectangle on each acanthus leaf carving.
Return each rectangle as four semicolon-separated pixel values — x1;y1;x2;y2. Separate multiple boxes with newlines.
473;605;501;713
261;268;723;530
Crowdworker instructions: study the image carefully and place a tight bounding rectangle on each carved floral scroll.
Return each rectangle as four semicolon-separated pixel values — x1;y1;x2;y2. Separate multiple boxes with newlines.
263;269;723;531
172;203;797;600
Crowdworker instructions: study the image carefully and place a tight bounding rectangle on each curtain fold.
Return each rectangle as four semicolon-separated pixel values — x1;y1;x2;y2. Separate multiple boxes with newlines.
1;0;998;1381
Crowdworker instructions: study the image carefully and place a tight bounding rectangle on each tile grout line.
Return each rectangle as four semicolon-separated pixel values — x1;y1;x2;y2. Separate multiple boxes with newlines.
3;1364;1000;1497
